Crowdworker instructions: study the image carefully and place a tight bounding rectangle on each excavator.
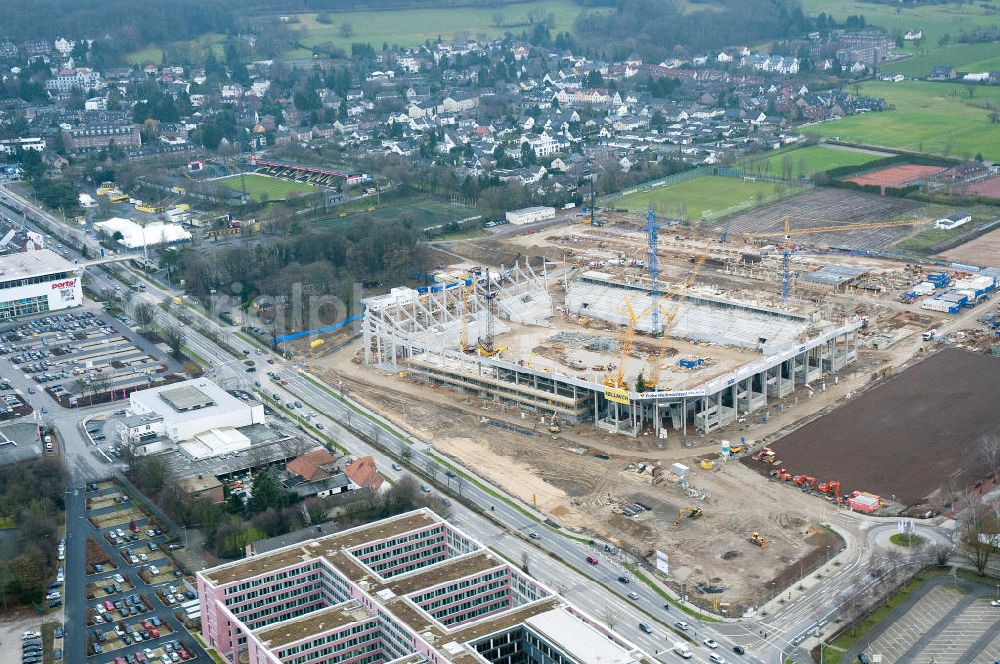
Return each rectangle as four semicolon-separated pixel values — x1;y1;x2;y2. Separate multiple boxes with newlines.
748;532;768;547
818;480;841;498
678;506;703;520
793;475;818;490
770;467;792;481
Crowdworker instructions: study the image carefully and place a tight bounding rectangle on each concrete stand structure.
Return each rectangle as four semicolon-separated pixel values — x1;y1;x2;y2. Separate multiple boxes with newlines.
363;259;860;438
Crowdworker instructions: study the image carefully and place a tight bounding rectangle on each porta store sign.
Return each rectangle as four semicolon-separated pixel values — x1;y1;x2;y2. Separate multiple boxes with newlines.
51;279;77;289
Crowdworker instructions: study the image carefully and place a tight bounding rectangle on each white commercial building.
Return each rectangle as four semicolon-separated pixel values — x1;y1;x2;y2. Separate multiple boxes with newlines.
95;217;192;249
125;379;265;458
0;249;82;320
506;206;556;225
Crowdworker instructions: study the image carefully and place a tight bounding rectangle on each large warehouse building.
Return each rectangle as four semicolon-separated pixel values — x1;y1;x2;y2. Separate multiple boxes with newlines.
124;379;265;458
0;249;83;319
197;509;650;664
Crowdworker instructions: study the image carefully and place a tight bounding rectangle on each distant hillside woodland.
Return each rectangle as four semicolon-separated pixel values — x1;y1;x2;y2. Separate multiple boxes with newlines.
575;0;812;61
4;0;810;60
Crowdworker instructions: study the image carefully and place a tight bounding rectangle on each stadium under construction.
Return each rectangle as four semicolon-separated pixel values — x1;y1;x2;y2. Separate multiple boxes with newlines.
362;257;862;437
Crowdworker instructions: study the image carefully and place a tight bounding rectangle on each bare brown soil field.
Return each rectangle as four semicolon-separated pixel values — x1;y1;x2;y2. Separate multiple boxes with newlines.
939;225;1000;266
759;348;1000;505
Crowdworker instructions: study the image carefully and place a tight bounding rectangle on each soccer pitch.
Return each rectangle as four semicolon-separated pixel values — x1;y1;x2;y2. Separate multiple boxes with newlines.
217;174;317;201
751;144;888;179
616;175;788;221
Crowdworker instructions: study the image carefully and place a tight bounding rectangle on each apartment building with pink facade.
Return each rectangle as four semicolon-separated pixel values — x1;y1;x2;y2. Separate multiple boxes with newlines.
196;509;650;664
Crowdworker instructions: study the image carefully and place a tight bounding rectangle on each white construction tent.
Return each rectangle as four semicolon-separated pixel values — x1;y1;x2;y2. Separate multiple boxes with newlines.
95;217;191;248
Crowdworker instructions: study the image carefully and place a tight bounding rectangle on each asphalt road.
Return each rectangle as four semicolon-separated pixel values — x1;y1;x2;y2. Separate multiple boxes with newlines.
0;183;964;664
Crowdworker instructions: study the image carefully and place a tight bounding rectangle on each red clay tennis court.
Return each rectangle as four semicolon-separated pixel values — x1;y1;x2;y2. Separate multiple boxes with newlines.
848;164;947;190
966;175;1000;200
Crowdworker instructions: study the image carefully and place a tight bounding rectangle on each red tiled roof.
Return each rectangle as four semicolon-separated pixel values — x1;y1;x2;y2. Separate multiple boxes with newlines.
287;448;337;482
345;456;384;492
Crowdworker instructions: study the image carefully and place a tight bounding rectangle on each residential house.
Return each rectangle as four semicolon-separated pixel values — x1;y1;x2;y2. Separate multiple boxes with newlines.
439;89;479;113
523;132;564;158
344;455;384;493
929;66;957;80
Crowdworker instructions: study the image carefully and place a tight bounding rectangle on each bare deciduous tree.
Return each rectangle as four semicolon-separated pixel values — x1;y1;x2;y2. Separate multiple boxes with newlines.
978;434;1000;484
601;606;620;630
961;489;996;576
928;543;953;567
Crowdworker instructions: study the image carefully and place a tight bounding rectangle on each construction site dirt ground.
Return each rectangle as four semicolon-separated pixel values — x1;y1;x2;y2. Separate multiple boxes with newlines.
331;217;1000;608
313;340;856;609
749;347;1000;506
939;224;1000;266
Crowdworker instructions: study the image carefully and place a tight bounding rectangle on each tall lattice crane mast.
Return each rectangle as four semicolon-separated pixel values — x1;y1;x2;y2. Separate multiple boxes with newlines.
647;207;660;336
477;253;521;357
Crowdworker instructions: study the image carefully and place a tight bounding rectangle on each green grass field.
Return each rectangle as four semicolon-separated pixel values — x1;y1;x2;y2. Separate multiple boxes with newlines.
315;196;479;230
616;175;788;221
802;0;999;56
217;174;318;201
284;0;586;57
882;42;1000;78
746;144;888;179
806;81;1000;162
127;33;225;65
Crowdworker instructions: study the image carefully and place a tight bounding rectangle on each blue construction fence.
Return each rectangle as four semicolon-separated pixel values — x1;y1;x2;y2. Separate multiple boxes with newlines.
274;313;364;343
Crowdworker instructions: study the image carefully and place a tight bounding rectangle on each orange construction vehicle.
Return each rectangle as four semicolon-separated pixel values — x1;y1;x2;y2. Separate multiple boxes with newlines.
818;481;842;498
794;475;817;488
753;447;773;461
772;468;792;481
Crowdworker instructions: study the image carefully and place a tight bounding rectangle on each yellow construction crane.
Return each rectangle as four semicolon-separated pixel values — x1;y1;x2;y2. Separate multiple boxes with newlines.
603;299;642;389
741;215;933;241
646;252;710;390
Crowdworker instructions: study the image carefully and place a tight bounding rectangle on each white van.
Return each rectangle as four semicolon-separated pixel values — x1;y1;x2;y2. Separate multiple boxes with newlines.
672;642;692;659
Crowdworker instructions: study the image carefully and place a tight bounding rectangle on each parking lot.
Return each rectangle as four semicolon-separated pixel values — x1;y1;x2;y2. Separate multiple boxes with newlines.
849;578;1000;663
78;480;204;663
0;309;180;409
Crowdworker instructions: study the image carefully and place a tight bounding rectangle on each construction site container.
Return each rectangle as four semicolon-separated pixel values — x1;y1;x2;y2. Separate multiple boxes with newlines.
506;206;555;225
913;282;936;295
954;276;995;298
927;272;950;287
849;494;879;514
921;299;959;314
671;462;689;478
936;291;968;304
